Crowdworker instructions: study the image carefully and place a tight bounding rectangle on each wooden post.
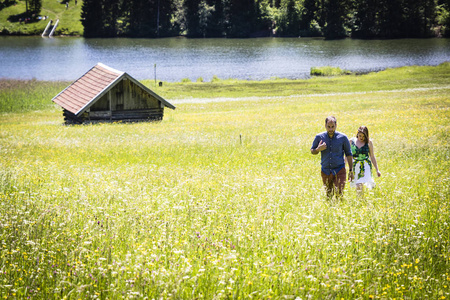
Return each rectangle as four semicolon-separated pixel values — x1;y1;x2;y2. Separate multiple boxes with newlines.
108;91;112;121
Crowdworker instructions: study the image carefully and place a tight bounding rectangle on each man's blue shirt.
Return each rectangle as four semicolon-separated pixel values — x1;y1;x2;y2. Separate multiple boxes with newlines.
311;131;352;175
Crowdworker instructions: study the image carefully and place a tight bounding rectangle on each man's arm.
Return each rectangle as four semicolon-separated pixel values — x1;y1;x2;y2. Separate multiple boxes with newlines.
346;155;354;181
343;137;354;180
311;136;326;155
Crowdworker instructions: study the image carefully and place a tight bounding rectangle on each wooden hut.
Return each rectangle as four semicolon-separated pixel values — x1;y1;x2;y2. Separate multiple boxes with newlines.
52;63;175;124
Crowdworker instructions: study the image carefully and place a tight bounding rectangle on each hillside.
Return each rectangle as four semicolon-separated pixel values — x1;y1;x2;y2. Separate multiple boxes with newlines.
0;0;83;36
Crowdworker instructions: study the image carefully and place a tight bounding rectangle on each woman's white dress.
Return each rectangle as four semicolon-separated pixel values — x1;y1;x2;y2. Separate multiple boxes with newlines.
350;138;375;189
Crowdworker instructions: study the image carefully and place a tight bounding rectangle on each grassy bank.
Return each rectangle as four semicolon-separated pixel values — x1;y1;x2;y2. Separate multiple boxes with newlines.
2;62;449;114
144;62;450;100
0;0;83;36
0;64;449;299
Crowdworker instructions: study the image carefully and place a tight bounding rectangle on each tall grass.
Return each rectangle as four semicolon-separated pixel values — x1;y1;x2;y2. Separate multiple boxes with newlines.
310;66;351;76
0;64;449;299
0;79;67;113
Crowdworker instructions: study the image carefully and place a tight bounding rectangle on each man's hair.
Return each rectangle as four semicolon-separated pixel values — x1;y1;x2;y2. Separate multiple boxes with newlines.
325;116;337;125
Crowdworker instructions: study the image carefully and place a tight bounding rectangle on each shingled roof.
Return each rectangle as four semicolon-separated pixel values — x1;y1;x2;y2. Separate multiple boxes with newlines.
52;63;174;115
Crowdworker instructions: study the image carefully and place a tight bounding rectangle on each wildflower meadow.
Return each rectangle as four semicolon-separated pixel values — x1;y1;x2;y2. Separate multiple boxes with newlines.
0;64;449;299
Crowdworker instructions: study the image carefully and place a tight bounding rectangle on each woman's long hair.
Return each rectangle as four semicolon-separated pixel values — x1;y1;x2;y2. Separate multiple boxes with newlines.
357;126;369;143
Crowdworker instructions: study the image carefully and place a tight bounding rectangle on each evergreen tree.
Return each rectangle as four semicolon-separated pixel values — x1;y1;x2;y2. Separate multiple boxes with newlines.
352;0;379;38
124;0;158;37
299;0;323;36
159;0;178;36
102;0;121;37
277;0;300;36
225;0;259;37
185;0;202;37
78;0;445;38
441;0;450;37
81;0;105;37
323;0;350;39
122;0;146;36
198;0;215;37
402;0;436;37
29;0;42;14
123;0;177;37
300;0;317;29
377;0;404;38
205;0;226;37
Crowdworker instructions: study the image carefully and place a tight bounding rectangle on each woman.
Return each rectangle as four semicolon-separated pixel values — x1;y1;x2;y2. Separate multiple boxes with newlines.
350;126;381;195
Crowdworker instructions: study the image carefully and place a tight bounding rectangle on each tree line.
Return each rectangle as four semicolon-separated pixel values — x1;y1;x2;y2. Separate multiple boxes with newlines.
78;0;450;38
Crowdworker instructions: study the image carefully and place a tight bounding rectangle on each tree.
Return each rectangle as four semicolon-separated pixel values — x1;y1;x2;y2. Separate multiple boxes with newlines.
27;0;42;14
198;0;215;37
299;0;324;36
184;0;202;37
402;0;436;37
437;0;450;37
82;0;105;37
123;0;159;37
377;0;405;38
102;0;121;37
323;0;350;39
225;0;262;37
158;0;178;36
276;0;301;36
352;0;379;38
205;0;226;37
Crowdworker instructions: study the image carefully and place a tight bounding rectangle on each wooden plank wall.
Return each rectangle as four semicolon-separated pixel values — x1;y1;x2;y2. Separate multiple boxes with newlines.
62;79;165;124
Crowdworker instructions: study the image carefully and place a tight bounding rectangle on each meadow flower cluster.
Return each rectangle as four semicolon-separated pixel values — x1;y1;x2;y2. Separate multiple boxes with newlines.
1;67;449;299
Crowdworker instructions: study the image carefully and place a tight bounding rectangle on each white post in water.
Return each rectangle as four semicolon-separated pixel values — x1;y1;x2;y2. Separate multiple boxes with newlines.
49;19;59;37
154;64;157;87
42;20;52;37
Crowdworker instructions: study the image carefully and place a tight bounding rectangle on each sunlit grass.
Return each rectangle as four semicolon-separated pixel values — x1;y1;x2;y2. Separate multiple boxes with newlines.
0;65;449;299
310;66;351;76
145;62;450;100
0;0;83;35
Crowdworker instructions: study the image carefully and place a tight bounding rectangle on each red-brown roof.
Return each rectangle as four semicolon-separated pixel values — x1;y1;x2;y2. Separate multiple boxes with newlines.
52;63;175;115
52;63;124;115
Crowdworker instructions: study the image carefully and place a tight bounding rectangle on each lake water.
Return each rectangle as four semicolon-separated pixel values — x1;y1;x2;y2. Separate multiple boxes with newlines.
1;36;449;82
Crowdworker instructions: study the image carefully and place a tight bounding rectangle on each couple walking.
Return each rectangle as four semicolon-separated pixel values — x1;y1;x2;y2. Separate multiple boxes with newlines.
311;116;381;199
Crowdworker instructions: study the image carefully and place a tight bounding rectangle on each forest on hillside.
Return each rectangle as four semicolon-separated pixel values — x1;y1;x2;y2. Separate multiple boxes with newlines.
12;0;450;38
81;0;450;38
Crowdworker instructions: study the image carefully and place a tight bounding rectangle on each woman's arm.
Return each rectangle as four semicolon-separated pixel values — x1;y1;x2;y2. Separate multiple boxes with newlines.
369;140;381;177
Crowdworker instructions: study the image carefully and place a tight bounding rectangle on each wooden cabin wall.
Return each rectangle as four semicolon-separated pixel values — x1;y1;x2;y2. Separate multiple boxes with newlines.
89;80;161;112
124;80;160;110
84;79;164;123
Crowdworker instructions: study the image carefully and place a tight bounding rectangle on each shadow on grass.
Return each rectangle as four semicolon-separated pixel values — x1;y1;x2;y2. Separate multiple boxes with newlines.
0;0;17;11
7;11;44;23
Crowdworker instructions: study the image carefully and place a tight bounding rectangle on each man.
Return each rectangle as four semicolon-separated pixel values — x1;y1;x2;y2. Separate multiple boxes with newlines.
311;116;353;199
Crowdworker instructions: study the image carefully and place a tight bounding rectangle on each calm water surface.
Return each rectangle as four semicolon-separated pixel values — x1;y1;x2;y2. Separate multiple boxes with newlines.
1;36;449;82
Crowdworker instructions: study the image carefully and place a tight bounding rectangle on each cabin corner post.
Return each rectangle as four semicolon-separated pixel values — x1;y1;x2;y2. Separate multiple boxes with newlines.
108;91;112;121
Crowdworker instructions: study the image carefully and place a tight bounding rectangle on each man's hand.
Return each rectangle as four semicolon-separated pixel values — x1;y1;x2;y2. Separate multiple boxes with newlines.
317;140;327;152
348;171;354;181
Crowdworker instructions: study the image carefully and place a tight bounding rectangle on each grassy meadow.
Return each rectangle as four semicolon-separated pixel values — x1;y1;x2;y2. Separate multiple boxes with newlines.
0;0;83;36
0;64;450;299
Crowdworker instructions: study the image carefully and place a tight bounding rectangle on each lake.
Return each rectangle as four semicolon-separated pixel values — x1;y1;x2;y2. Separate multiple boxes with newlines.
1;36;449;82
